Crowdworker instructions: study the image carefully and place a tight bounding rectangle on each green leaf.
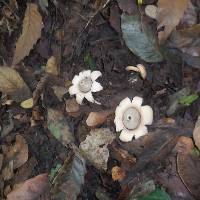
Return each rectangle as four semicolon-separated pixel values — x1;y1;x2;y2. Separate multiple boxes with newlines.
50;163;62;181
139;188;171;200
121;13;163;62
179;93;199;106
191;147;200;157
84;53;96;70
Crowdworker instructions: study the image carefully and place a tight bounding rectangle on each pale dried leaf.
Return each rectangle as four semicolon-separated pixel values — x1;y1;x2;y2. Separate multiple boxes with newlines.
86;110;113;127
7;173;49;200
20;98;33;109
0;66;31;102
157;0;189;43
12;3;44;65
79;128;115;170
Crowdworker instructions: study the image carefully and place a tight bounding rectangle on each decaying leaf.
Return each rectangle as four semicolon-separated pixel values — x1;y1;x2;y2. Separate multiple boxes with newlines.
45;56;59;76
0;66;31;102
86;110;113;127
79;128;115;170
193;115;200;150
177;137;200;199
3;135;28;170
157;0;189;43
12;3;44;65
112;166;126;182
7;173;49;200
121;13;163;62
47;107;74;146
51;153;86;200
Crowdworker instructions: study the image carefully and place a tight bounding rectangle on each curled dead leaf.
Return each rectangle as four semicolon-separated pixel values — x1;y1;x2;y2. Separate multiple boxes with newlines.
86;110;114;127
7;173;49;200
12;3;44;65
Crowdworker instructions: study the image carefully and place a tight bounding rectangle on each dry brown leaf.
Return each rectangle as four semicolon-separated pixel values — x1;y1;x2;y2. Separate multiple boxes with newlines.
45;56;59;76
157;0;189;43
12;3;44;65
193;115;200;150
86;110;113;127
4;135;28;170
7;173;49;200
112;166;126;181
0;66;31;102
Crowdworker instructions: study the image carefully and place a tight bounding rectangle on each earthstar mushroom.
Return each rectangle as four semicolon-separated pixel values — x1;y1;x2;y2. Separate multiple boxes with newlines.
114;96;153;142
69;70;103;104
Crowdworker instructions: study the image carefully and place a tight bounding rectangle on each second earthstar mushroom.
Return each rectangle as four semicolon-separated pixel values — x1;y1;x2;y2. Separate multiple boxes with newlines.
114;96;153;142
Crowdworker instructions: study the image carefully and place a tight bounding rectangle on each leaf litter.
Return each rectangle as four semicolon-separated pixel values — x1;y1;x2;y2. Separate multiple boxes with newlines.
0;0;200;199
